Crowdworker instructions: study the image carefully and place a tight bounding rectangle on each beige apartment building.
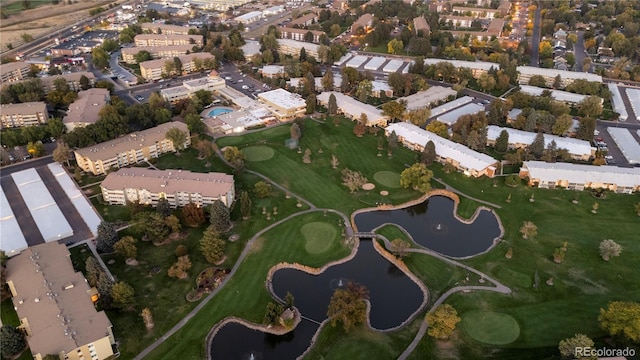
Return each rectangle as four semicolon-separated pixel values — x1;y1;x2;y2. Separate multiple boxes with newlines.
351;13;374;34
134;34;203;47
0;102;49;128
74;121;190;175
413;16;430;36
277;39;319;59
278;27;325;44
5;242;116;360
257;88;306;121
63;88;110;131
101;168;235;208
287;13;318;27
7;72;96;94
121;45;194;64
140;52;215;81
0;61;31;84
140;22;195;35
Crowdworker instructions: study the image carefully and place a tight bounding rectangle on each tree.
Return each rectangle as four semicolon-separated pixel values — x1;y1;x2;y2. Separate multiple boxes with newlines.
165;128;188;152
232;191;250;221
134;212;170;242
0;325;25;357
381;101;406;122
290;123;301;141
263;301;283;325
520;221;537;239
306;93;316;114
425;121;449;139
391;238;410;259
578;96;603;118
254;181;272;198
341;168;368;193
387;130;398;156
168;255;192;279
26;141;44;157
210;200;231;233
421;140;436;165
200;225;226;263
175;244;188;257
576;117;596;141
552;114;573;136
182;203;205;227
85;257;103;287
558;334;595;359
52;142;71;166
487;99;506;126
387;39;404;55
528;132;545;159
223;146;245;170
302;148;312;163
96;271;114;309
599;301;640;342
96;221;118;253
165;214;181;234
322;70;334;91
156;197;171;217
113;236;137;260
495;130;509;153
328;93;338;115
478;73;496;92
599;239;622;261
141;308;154;330
353;120;366;137
91;46;109;69
404;108;431;127
327;281;369;333
111;281;135;309
285;291;295;309
400;163;433;193
426;304;461;339
356;80;372;103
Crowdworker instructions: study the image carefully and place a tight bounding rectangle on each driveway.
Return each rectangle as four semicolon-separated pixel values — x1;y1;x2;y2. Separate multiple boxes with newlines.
529;6;541;66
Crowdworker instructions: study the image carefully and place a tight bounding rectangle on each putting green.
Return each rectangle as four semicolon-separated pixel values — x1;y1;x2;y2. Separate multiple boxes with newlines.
373;171;402;188
262;126;290;137
243;146;275;162
461;310;520;345
301;222;337;254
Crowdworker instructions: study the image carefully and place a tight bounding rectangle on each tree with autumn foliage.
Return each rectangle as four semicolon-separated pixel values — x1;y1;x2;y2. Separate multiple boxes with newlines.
426;304;461;339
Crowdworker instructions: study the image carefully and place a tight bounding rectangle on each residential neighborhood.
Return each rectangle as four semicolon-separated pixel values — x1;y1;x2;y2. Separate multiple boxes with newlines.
1;0;639;359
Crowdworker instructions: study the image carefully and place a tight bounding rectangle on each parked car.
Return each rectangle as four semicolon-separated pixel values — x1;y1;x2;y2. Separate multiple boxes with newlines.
241;85;249;89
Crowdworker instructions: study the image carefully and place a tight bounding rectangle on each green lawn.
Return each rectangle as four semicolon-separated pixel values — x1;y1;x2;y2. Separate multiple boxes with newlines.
217;119;421;214
0;0;54;16
461;310;521;345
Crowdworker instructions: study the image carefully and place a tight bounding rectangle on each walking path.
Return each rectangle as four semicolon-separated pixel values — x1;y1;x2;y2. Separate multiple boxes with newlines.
433;178;501;209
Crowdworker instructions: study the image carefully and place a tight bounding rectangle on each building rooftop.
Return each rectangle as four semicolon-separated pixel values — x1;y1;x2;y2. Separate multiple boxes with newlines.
437;102;486;125
386;122;497;172
398;86;457;111
139;22;194;34
101;168;233;198
139;52;213;69
258;88;306;110
235;10;263;21
5;242;113;357
522;161;640;188
317;91;387;125
0;61;29;76
606;127;640;164
430;96;474;119
134;33;203;42
241;40;261;58
516;66;603;82
487;125;593;157
277;38;320;53
0;187;27;256
413;16;430;33
519;85;597;104
121;44;194;55
1;101;47;115
288;13;317;27
352;13;374;31
423;58;498;71
74;121;188;161
63;88;109;126
260;65;285;76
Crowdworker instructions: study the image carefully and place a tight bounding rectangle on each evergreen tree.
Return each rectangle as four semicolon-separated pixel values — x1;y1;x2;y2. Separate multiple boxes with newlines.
328;93;338;115
495;130;509;153
240;191;252;219
96;221;118;253
528;132;545;159
85;257;102;287
1;325;25;357
200;225;226;263
290;122;301;141
306;93;316;114
156;197;171;217
421;140;436;165
210;200;231;232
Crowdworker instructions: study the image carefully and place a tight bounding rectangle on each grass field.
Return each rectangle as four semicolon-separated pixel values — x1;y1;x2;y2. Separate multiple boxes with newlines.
461;310;520;345
373;170;402;188
242;145;275;162
301;221;338;254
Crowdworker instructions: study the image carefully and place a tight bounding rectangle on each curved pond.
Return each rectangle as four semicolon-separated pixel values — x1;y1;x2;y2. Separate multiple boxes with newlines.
354;195;501;258
209;240;425;359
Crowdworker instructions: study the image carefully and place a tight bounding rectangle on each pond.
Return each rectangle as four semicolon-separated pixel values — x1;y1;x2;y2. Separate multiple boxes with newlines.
354;195;501;258
209;240;425;359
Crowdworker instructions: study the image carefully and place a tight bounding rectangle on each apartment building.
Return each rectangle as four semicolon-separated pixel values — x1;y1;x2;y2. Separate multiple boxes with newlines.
0;62;31;84
317;91;389;126
139;52;215;81
5;242;116;360
140;22;195;35
0;102;49;128
446;19;505;40
63;88;110;131
134;34;203;47
278;27;325;44
277;39;320;59
452;6;501;19
121;45;194;64
423;58;498;78
43;72;96;93
101;168;235;208
257;88;306;121
351;13;374;34
413;16;430;36
74;121;190;175
516;66;603;88
160;73;226;103
287;13;318;27
440;15;476;28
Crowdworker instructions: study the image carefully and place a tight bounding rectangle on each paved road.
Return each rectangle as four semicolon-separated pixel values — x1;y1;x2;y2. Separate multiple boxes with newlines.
529;5;541;66
1;156;53;175
574;31;590;72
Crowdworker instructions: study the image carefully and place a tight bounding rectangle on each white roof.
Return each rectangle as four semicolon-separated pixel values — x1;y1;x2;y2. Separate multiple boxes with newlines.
402;61;414;74
508;108;522;119
519;85;596;104
47;163;101;236
261;65;285;75
235;11;263;21
258;88;305;110
607;83;628;121
523;161;640;188
346;55;369;69
371;80;391;93
317;91;387;125
399;87;458;111
386;122;497;172
383;59;404;73
277;38;319;53
334;53;352;67
241;40;261;58
430;96;474;118
0;187;28;256
11;169;73;242
437;103;485;125
625;88;640;121
517;66;603;82
606;127;640;164
364;57;386;71
423;58;498;72
487;125;593;157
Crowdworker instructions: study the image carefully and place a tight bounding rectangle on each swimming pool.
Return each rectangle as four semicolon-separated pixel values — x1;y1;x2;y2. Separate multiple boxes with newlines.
207;107;233;117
